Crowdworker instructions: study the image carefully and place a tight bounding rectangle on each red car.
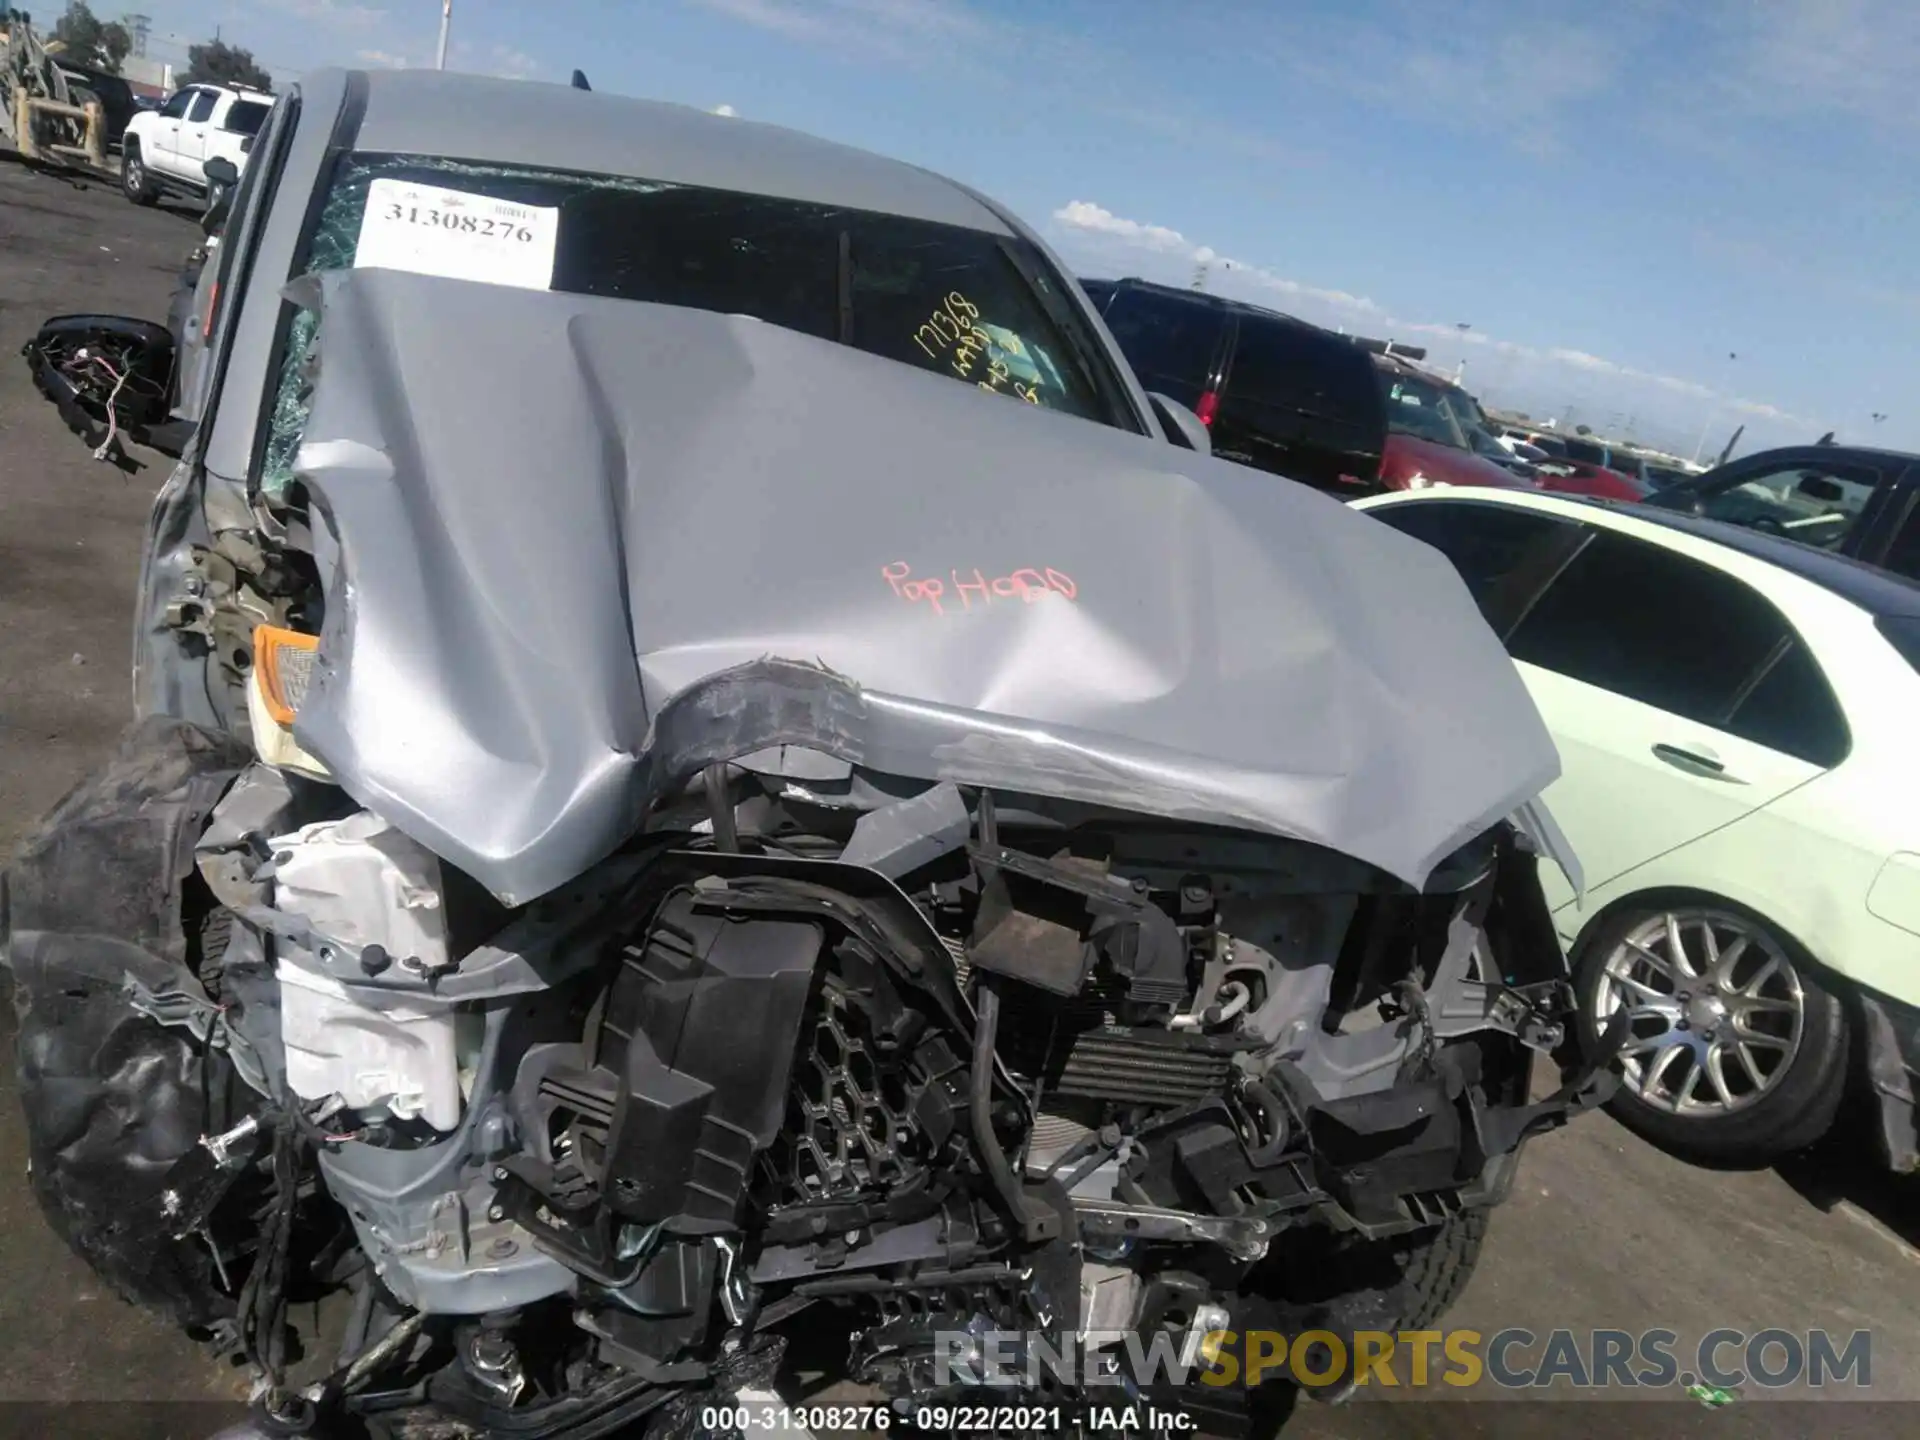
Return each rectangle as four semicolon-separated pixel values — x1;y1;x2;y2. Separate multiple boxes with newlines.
1533;458;1647;502
1374;361;1534;490
1528;437;1651;502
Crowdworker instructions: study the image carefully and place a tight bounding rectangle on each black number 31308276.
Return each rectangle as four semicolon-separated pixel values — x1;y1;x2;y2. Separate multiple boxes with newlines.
382;203;535;243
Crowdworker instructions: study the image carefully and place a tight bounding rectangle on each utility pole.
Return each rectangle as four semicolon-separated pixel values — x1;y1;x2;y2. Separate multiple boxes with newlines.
436;0;452;70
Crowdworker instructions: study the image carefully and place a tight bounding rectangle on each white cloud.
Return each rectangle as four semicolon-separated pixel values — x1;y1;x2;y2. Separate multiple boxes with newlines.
356;48;408;68
1053;200;1382;316
1053;200;1193;256
1546;348;1619;374
711;103;737;117
1051;196;1810;440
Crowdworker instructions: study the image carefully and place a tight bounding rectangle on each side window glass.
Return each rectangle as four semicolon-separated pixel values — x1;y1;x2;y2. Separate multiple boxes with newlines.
1227;318;1320;401
1874;488;1920;582
1509;531;1790;725
1367;501;1580;635
161;89;195;119
1224;318;1386;486
1100;289;1221;390
1563;439;1605;465
1698;460;1881;553
188;90;218;124
1725;640;1849;767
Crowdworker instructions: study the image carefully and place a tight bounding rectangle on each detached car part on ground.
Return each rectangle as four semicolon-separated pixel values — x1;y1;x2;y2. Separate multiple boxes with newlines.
8;70;1606;1440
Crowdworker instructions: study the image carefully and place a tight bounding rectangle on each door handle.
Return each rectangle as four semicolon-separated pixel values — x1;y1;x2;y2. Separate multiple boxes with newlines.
1652;742;1730;777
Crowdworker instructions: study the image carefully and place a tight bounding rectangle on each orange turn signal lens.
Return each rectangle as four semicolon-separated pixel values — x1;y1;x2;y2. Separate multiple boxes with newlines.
253;625;319;726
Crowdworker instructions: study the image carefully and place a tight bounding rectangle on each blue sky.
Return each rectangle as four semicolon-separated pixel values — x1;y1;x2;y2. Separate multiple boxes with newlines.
137;0;1916;456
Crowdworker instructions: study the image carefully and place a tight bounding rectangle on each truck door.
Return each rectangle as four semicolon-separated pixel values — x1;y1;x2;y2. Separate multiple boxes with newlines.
146;87;197;175
175;88;220;184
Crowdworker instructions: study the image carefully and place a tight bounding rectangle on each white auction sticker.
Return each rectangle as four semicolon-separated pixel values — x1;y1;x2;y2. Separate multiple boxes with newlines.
353;178;559;290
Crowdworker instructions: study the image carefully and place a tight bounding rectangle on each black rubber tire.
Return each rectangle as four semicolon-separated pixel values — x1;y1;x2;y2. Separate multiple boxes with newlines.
1574;902;1850;1165
122;141;158;205
1398;1208;1488;1330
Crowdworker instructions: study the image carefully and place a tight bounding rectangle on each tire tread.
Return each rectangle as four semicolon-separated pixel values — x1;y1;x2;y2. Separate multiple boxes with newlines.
1399;1208;1489;1330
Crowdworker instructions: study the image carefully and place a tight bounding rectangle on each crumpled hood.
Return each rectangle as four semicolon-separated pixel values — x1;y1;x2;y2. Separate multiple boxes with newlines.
289;268;1561;904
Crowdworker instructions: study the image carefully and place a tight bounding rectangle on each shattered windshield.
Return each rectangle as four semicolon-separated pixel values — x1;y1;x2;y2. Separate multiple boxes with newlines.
263;155;1127;496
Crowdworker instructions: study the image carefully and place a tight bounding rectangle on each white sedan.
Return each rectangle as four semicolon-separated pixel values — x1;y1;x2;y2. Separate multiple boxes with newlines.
1354;487;1920;1169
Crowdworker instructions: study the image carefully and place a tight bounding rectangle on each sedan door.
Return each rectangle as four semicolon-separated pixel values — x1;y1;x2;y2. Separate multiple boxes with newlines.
1364;498;1838;907
1502;528;1832;901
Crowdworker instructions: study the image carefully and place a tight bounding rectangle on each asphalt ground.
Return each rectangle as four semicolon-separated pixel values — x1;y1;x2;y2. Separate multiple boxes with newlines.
0;156;1916;1439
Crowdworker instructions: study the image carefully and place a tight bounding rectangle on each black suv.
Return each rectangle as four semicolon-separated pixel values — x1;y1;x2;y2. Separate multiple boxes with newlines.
1644;443;1920;583
1082;276;1386;491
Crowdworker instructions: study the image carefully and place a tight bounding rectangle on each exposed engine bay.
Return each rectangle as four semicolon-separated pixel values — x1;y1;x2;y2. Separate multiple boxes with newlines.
8;269;1612;1438
7;718;1607;1438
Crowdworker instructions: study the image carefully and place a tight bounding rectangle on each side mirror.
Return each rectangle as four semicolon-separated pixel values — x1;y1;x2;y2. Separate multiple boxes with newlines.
1148;392;1211;456
202;156;240;231
22;315;179;459
240;135;256;154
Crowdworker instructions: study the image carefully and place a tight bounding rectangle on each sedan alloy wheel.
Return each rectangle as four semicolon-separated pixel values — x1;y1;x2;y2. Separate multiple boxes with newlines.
1593;908;1805;1116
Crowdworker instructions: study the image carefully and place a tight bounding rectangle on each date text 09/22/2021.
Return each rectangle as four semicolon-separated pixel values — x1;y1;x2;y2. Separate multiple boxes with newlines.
698;1403;1199;1434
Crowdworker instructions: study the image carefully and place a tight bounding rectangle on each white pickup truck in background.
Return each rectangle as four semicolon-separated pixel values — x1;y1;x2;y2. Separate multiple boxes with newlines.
121;83;273;207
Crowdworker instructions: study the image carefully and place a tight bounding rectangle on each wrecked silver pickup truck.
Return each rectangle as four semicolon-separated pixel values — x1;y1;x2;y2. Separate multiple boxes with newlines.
9;69;1608;1439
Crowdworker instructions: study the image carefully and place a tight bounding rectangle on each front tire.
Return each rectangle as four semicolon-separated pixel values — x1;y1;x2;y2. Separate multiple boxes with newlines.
122;142;158;205
1399;1208;1487;1329
1575;902;1849;1164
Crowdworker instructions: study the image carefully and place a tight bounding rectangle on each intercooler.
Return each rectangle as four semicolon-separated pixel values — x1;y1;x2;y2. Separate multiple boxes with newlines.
940;936;1245;1110
994;998;1244;1110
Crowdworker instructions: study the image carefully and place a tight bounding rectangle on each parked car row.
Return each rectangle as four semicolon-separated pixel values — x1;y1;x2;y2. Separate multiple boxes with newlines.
1080;276;1532;495
1084;273;1920;587
1078;271;1920;1175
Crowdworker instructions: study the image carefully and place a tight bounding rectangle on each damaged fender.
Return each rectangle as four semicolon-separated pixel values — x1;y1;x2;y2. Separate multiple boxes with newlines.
2;718;254;1328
